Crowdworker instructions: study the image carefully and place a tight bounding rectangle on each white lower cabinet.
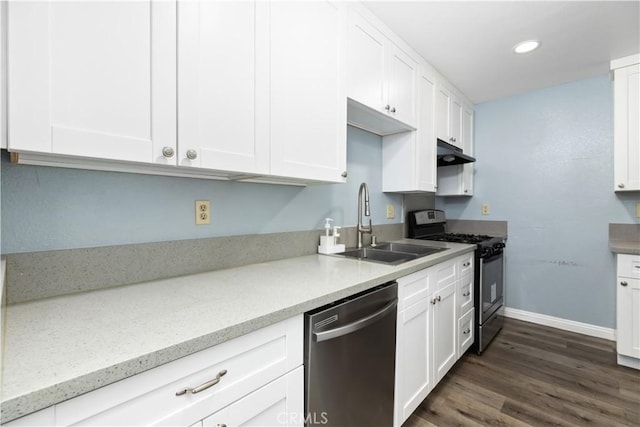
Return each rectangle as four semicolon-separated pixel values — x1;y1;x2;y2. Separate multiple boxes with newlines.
432;280;457;384
394;253;474;426
7;316;303;426
616;254;640;369
202;367;303;427
394;269;432;427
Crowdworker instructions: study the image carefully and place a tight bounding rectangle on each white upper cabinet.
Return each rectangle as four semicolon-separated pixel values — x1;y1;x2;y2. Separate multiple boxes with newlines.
8;1;176;164
435;81;463;148
347;8;417;135
437;100;474;196
177;1;269;174
269;1;347;183
382;66;436;193
612;56;640;192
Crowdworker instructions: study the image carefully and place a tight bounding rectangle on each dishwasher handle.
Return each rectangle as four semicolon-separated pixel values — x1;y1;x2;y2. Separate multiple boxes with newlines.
313;299;397;342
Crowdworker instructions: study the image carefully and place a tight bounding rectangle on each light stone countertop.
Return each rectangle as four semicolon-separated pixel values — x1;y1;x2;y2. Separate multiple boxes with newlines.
1;239;475;423
609;240;640;255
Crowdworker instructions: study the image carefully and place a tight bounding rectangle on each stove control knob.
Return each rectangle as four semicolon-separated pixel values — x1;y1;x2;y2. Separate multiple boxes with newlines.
481;247;493;257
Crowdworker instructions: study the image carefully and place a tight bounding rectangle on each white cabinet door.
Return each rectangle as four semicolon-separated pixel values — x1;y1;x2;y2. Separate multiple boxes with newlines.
347;10;386;113
381;66;435;193
617;276;640;359
7;1;176;164
177;1;268;174
202;367;303;427
460;103;474;195
269;1;346;183
613;63;640;191
416;70;437;192
449;94;462;148
395;298;431;427
432;281;456;385
387;46;417;127
434;82;451;144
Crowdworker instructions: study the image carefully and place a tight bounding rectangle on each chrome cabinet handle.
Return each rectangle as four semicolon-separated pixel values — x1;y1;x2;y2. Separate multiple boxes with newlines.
621;281;628;287
385;104;391;111
217;424;227;427
186;149;198;160
463;328;471;335
341;171;348;178
463;262;471;267
431;298;437;305
462;291;471;297
618;183;625;188
176;370;227;396
161;146;175;158
390;107;396;113
436;295;441;302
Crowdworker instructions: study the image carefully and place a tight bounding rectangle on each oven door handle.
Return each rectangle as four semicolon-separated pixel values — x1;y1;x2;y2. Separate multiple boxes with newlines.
481;251;503;262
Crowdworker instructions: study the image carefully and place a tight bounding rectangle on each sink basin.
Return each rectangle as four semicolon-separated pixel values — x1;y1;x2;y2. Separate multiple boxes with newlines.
333;243;446;265
335;248;419;265
373;242;446;256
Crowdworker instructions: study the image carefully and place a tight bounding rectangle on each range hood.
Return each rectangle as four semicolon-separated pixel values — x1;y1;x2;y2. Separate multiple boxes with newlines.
437;139;476;166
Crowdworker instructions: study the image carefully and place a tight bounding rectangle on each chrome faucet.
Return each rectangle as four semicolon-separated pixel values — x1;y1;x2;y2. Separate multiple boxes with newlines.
357;182;372;248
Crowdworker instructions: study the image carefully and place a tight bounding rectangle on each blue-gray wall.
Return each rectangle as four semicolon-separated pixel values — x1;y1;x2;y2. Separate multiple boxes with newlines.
1;126;403;254
437;75;639;329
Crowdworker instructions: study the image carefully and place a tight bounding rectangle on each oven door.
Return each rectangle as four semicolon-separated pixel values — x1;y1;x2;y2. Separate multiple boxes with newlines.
479;251;504;323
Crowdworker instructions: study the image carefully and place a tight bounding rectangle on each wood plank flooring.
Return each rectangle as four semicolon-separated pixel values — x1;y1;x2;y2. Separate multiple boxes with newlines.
405;318;640;426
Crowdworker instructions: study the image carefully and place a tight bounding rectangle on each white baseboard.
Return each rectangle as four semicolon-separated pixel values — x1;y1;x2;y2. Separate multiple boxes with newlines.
502;307;616;341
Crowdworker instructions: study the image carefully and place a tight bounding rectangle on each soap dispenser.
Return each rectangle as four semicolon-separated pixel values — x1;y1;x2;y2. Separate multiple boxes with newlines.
318;218;345;254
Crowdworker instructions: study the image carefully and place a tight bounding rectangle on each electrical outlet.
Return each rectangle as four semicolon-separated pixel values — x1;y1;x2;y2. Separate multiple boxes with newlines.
195;200;211;225
636;202;640;218
386;204;395;219
481;204;490;215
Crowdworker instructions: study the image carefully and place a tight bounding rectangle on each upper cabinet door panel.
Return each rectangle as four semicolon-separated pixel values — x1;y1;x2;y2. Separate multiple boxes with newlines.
269;1;346;183
387;46;417;127
347;11;386;112
178;1;268;174
7;1;176;163
434;83;451;143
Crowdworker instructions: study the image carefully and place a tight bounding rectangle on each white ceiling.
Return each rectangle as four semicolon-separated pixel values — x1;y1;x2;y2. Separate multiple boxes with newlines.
362;1;640;104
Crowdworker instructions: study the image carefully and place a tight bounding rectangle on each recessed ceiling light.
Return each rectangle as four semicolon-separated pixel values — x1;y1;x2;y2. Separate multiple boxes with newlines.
513;40;540;54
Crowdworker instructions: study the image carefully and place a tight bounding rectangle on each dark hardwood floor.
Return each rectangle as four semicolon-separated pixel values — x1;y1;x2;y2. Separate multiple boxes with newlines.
405;318;640;426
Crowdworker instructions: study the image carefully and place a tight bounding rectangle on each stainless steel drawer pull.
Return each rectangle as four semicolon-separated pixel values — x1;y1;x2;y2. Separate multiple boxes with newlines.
621;281;628;287
217;424;227;427
463;328;471;335
463;262;471;267
462;291;471;297
176;369;227;396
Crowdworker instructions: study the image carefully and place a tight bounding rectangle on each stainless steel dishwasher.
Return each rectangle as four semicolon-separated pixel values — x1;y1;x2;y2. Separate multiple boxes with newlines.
304;281;397;427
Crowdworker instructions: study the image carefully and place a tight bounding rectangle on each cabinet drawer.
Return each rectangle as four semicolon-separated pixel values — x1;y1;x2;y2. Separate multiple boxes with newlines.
457;274;473;316
397;268;430;311
433;257;456;291
457;308;474;357
618;254;640;278
457;253;474;277
55;315;303;426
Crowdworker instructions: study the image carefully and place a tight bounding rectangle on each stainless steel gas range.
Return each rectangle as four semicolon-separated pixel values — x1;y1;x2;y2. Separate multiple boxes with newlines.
407;209;505;354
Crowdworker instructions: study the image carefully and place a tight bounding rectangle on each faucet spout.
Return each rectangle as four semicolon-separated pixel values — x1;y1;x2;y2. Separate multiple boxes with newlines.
357;182;373;248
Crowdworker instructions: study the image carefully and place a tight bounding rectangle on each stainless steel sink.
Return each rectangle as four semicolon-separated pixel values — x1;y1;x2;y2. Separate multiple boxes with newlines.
373;242;446;256
333;243;446;265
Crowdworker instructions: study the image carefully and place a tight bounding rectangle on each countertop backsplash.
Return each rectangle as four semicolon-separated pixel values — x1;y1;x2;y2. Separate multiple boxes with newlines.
4;224;404;304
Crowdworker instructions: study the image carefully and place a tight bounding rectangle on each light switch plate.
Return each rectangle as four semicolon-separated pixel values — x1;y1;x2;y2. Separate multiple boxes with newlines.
386;204;395;219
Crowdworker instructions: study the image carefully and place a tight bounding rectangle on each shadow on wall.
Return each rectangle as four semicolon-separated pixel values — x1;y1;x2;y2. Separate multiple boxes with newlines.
0;126;403;254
